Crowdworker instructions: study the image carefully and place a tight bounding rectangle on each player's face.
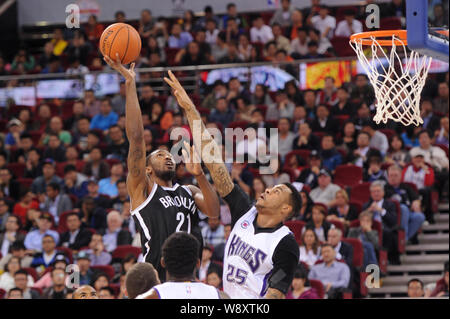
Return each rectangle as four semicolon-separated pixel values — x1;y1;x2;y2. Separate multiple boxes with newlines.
256;184;292;219
147;150;176;181
74;286;98;299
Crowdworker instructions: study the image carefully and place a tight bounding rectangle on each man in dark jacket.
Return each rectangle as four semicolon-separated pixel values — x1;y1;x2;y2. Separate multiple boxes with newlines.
0;168;21;201
363;181;400;264
58;212;93;250
296;151;322;189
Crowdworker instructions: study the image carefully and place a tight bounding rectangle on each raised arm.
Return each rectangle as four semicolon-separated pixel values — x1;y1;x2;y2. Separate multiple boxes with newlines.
104;54;150;209
164;71;234;198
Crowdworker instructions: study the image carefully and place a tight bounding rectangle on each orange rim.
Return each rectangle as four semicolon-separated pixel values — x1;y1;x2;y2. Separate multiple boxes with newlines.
350;30;408;46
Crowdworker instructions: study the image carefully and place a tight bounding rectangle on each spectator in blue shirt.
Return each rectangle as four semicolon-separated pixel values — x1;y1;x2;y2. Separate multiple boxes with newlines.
98;163;124;198
209;97;235;128
308;243;351;299
90;98;119;131
168;23;193;49
24;212;60;252
319;134;342;172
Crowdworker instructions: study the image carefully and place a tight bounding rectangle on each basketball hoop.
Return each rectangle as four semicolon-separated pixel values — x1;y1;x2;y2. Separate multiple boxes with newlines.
350;30;438;127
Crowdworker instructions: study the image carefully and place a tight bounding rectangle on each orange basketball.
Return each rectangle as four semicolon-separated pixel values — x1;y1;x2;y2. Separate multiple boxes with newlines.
99;23;141;65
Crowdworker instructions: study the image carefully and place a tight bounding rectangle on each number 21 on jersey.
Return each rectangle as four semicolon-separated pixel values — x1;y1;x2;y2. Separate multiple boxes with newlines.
175;212;191;233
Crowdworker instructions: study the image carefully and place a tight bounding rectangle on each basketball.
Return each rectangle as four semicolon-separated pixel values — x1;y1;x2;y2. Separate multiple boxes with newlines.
99;23;141;64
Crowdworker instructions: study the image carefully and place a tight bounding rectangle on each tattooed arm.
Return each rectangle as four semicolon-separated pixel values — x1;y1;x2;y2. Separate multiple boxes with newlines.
104;54;150;209
265;288;285;299
164;71;234;198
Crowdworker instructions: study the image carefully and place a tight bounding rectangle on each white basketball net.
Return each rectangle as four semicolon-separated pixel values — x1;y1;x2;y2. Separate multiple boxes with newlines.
350;34;433;126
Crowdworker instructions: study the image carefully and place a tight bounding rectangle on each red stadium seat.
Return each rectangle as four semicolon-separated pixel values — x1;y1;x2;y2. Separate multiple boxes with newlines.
112;245;142;260
333;115;350;127
391;200;406;254
57;210;77;234
165;47;180;66
284;220;305;246
0;288;5;299
284;150;311;167
281;168;296;183
309;279;325;299
350;182;372;206
334;165;363;188
91;265;115;280
330;36;355;57
22;267;39;281
300;261;310;270
228;121;250;130
349;200;363;216
6;163;26;178
109;283;121;297
379;128;396;140
342;238;363;269
197;107;211;116
379;17;402;30
435;144;449;156
255;105;268;117
329;220;345;233
28;131;43;144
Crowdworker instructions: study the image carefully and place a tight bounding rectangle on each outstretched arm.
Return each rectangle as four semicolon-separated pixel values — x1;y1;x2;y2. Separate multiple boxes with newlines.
164;71;234;198
104;54;150;209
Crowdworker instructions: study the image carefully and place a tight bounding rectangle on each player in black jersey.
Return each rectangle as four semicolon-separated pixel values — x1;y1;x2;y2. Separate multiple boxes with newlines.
104;55;220;281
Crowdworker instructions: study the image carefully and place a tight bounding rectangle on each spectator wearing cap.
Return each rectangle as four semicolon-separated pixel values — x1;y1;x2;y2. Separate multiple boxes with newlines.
309;169;341;207
63;164;89;199
98;163;124;198
334;9;362;37
346;131;382;169
363;181;400;264
58;212;93;251
24;212;59;252
385;165;425;243
38;182;72;225
76;251;95;285
201;215;225;247
319;134;342;172
295;150;322;189
0;241;32;271
270;0;294;27
99;210;132;253
407;278;425;298
309;5;335;39
347;210;379;268
42;133;66;162
286;265;320;299
308;243;351;299
363;155;386;182
304;204;335;242
31;234;64;271
4;118;24;150
32;254;68;290
361;121;389;156
90;98;119;132
0;168;21;201
250;15;274;44
84;233;112;266
43;267;69;299
310;105;338;134
82;147;110;181
14;269;39;299
430;261;449;297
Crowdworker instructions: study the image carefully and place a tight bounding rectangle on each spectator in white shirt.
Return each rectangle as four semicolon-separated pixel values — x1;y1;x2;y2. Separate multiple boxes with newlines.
309;169;341;207
24;212;59;252
310;5;336;39
334;10;363;37
205;18;220;45
290;27;310;58
250;15;274;44
299;228;322;268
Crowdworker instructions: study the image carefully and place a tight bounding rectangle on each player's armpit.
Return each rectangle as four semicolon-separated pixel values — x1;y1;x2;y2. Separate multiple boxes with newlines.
264;288;285;299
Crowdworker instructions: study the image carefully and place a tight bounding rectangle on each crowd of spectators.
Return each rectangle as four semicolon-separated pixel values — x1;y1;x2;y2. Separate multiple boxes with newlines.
0;0;449;299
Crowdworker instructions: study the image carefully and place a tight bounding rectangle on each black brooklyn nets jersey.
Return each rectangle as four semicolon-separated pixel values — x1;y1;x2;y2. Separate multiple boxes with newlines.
130;183;202;280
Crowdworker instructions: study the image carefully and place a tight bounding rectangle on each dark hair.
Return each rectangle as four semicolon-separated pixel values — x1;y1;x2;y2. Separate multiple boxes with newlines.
42;234;55;242
5;256;21;273
407;278;424;289
301;227;320;254
14;269;28;277
358;131;371;139
47;182;61;192
99;286;115;296
8;287;23;297
444;260;449;273
283;183;303;219
227;2;236;9
115;10;125;18
308;41;318;47
162;232;200;278
123;253;137;265
204;6;213;13
418;129;431;139
125;262;160;299
91;272;109;286
116;178;127;186
64;164;77;174
66;212;80;220
294;263;310;286
10;240;26;252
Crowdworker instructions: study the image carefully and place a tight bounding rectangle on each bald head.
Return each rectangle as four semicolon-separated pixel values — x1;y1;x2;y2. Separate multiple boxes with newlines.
73;285;98;299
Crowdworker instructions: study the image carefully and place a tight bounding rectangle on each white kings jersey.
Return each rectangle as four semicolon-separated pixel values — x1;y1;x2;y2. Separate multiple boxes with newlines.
223;207;293;299
136;282;220;299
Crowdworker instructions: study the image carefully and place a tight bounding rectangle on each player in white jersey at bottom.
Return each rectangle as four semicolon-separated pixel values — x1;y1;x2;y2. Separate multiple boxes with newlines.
136;232;229;299
164;70;302;299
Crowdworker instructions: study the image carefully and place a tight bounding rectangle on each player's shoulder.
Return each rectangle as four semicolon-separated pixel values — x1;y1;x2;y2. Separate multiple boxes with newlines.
276;232;300;255
136;288;160;299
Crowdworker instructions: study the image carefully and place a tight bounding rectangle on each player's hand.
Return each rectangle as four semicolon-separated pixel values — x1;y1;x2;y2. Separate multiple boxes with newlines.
104;53;136;83
164;70;195;110
182;141;203;177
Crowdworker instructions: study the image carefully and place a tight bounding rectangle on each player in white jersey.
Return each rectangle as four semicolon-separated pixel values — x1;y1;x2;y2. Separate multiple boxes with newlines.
164;71;302;299
136;232;229;299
